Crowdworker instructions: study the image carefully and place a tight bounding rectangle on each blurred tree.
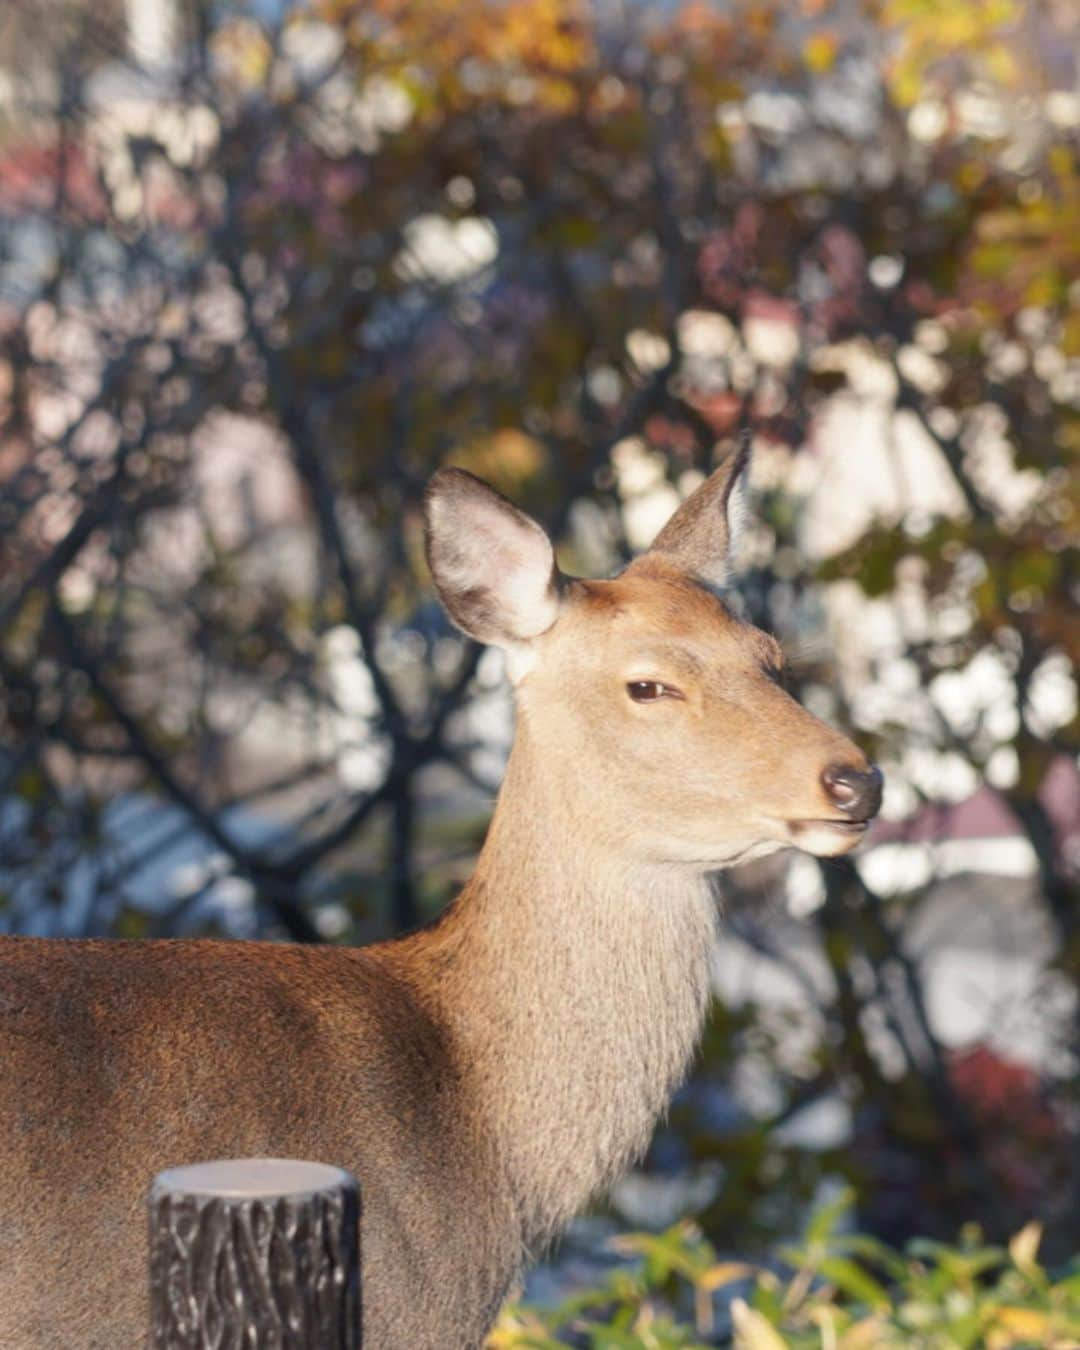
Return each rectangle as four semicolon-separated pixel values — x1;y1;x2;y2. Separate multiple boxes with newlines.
0;0;1076;1261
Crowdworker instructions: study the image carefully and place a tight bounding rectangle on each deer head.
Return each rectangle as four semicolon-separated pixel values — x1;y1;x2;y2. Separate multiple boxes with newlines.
425;447;881;870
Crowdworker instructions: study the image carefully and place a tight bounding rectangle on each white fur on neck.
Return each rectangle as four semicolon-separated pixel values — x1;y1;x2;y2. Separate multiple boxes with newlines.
450;828;718;1250
504;642;537;684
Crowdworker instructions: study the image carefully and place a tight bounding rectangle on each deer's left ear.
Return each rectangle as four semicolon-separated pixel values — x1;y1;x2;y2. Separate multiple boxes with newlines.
632;440;751;588
424;467;562;652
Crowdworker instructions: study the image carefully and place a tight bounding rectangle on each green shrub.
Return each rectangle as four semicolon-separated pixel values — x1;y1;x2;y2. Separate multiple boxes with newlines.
490;1191;1080;1349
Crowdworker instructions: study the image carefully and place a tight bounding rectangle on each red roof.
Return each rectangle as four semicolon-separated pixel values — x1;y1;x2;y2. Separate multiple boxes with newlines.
870;754;1080;868
0;138;106;219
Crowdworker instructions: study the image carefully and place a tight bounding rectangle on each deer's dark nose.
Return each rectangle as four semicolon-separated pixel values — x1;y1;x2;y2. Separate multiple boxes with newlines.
822;764;883;821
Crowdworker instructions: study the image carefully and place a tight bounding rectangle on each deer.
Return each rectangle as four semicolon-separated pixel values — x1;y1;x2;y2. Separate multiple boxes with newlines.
0;446;882;1349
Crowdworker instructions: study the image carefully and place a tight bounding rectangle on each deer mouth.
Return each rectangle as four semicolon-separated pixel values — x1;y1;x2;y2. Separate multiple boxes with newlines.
785;817;869;856
793;818;868;834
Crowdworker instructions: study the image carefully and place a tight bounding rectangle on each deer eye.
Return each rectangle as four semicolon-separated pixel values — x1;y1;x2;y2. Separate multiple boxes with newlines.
626;680;682;703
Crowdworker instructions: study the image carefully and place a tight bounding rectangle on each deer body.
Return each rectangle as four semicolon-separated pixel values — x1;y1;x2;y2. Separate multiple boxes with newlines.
0;453;881;1348
0;936;511;1348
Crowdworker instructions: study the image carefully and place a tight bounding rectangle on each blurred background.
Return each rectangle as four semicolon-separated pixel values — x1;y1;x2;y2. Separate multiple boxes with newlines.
0;0;1077;1295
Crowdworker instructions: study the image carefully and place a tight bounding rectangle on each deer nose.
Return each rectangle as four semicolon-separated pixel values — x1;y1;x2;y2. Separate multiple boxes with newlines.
821;764;883;821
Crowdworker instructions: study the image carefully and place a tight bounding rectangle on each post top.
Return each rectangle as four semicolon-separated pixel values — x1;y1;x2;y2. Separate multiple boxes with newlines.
151;1157;356;1201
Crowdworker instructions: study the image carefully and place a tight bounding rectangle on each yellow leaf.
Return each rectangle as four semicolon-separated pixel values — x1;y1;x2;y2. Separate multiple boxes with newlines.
485;1306;552;1347
891;60;921;107
731;1298;790;1350
803;31;838;74
985;42;1017;85
838;1318;891;1350
1049;146;1074;182
699;1261;757;1291
992;1305;1052;1340
1008;1221;1043;1277
1061;313;1080;358
211;18;272;89
448;428;547;494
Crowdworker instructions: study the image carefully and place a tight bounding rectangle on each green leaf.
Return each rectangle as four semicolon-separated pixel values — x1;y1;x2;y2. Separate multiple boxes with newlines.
806;1186;857;1250
610;1223;718;1288
816;1257;890;1311
832;1234;910;1282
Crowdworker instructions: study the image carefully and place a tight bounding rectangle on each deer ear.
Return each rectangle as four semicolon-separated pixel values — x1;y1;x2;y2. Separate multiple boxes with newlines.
424;468;561;649
637;440;751;588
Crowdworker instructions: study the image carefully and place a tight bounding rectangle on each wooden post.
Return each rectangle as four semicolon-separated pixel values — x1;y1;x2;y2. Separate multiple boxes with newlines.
148;1158;360;1349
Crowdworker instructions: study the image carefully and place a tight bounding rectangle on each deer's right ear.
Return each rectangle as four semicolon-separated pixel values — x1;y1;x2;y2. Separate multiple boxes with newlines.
631;438;751;589
424;468;561;652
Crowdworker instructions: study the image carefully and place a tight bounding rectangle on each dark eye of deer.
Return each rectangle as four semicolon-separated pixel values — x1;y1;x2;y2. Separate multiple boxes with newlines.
626;680;677;703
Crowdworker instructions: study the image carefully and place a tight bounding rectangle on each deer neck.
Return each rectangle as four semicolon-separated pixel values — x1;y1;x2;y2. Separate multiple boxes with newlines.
410;721;718;1250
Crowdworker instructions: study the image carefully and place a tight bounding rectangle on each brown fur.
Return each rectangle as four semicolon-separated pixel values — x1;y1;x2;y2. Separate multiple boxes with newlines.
0;463;877;1348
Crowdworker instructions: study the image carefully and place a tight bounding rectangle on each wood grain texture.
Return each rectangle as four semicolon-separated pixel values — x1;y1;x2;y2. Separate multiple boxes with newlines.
148;1161;360;1349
